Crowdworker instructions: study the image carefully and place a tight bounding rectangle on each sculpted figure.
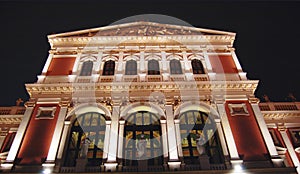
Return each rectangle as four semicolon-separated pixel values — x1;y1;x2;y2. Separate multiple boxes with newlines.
137;134;147;159
196;134;206;155
79;138;91;159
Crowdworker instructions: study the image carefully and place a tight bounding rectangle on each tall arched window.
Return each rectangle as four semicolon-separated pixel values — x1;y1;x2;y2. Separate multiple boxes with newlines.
191;59;205;74
64;112;106;166
102;60;115;76
80;61;93;76
148;59;160;75
179;110;223;165
170;59;182;74
125;60;137;75
123;111;163;167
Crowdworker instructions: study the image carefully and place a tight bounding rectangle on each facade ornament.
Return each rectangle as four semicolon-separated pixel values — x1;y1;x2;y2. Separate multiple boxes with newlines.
196;134;206;155
137;134;147;159
79;138;91;159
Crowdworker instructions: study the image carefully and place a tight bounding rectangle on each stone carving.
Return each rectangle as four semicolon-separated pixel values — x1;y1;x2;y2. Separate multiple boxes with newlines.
196;134;206;155
79;138;91;159
137;134;147;159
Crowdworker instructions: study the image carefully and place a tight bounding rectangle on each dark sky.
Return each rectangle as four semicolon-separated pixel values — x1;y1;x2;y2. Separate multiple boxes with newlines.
0;1;299;106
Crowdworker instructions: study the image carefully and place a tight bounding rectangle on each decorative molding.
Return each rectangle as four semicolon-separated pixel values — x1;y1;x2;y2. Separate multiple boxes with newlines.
228;103;249;116
263;112;300;120
0;116;23;125
36;107;57;119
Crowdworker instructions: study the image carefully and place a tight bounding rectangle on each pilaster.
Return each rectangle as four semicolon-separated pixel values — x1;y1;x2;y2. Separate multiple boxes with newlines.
43;101;69;166
249;96;283;167
2;100;35;168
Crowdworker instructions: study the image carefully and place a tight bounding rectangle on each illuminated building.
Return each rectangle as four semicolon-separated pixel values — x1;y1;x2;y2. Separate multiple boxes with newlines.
0;21;299;173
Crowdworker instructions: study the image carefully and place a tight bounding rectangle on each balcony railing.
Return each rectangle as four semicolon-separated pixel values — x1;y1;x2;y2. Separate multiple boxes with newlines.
259;102;300;111
0;107;26;115
193;74;209;81
147;75;162;82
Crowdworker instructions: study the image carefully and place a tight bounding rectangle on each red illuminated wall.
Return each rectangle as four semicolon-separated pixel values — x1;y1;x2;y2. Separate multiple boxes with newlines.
225;101;268;161
272;128;294;166
209;55;238;73
46;57;75;76
16;104;60;165
0;132;16;153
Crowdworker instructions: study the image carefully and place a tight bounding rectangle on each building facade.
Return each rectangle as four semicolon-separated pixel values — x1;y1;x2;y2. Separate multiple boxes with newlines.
0;21;299;173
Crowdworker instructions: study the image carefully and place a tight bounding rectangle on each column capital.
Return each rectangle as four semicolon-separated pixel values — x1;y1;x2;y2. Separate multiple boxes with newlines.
248;95;260;104
24;99;36;107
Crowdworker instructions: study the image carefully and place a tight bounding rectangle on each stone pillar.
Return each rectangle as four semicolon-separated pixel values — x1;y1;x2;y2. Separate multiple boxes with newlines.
42;51;54;74
203;49;215;80
216;120;231;168
216;101;242;167
104;106;119;171
56;121;71;165
161;51;169;81
250;99;283;167
165;105;181;170
280;129;300;173
72;49;82;74
2;101;35;168
102;120;111;160
95;51;103;72
116;51;124;82
160;120;168;159
117;119;125;170
43;104;68;166
230;50;247;80
174;119;183;158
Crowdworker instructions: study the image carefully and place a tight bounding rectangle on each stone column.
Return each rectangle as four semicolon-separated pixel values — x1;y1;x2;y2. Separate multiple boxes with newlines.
116;51;124;82
280;129;300;173
216;101;242;167
203;49;215;80
230;50;247;80
139;51;146;81
56;121;71;164
102;120;111;160
104;106;119;172
215;119;230;168
2;101;35;167
250;98;283;167
72;48;82;74
165;105;181;170
161;51;169;81
160;120;168;159
174;119;183;158
117;119;125;169
42;50;54;74
43;103;68;166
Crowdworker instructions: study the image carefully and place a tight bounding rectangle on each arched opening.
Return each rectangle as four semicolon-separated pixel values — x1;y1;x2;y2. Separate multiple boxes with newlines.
123;111;163;166
64;112;106;166
148;59;160;75
125;60;137;75
80;61;93;76
170;59;182;74
102;60;115;76
191;59;205;74
179;110;223;164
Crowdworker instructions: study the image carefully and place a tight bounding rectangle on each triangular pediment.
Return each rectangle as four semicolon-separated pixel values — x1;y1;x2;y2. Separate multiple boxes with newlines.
48;21;235;39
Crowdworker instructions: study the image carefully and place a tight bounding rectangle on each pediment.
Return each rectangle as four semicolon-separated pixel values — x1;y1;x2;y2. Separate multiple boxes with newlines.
48;21;235;39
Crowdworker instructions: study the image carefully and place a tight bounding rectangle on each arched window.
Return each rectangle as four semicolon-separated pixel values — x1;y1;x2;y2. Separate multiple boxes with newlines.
80;61;93;76
64;112;106;166
123;111;163;167
170;59;182;74
102;60;115;76
148;59;160;75
125;60;137;75
179;110;223;165
191;59;205;74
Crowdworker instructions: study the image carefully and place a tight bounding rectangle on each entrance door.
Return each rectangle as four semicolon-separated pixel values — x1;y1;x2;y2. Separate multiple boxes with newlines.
123;111;163;166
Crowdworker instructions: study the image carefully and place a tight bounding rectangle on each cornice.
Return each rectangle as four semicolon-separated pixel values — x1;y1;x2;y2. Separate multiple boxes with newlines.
25;80;258;96
0;115;23;125
262;111;300;120
49;35;235;48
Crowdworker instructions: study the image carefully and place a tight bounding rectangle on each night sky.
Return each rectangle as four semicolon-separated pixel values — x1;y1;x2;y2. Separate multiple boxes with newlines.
0;1;299;106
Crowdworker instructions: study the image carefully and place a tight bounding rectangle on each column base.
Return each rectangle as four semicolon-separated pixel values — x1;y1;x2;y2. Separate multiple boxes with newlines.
167;161;181;171
0;162;13;172
271;156;285;167
104;162;118;172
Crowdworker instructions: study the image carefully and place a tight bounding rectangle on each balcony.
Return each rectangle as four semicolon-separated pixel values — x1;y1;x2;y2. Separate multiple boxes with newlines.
259;102;300;111
147;75;162;82
193;74;209;81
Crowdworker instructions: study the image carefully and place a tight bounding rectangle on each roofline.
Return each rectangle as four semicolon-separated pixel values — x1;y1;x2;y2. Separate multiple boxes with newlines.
47;21;236;39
